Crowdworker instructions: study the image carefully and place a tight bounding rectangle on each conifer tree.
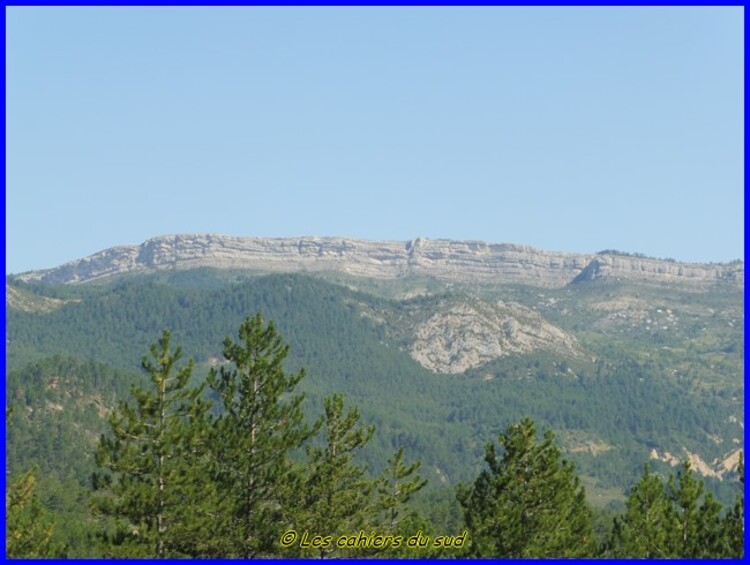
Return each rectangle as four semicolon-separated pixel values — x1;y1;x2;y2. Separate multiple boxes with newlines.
93;330;205;557
607;465;673;557
157;387;215;557
374;447;428;533
457;418;595;557
6;467;67;558
722;454;744;557
206;313;316;558
608;461;732;558
370;447;430;557
666;461;724;557
295;394;375;557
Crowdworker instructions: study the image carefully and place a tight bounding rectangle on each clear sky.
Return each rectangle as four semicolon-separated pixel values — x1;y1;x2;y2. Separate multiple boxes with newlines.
5;7;744;274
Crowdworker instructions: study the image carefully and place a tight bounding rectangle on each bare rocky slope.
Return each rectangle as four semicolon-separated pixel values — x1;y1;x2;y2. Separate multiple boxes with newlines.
15;233;744;288
408;300;581;374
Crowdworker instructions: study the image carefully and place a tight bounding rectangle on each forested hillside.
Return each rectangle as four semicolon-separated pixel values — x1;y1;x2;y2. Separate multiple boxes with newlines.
5;270;744;557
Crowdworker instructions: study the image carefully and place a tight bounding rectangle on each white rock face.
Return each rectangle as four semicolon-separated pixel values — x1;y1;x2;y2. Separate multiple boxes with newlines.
409;300;580;374
573;255;743;287
15;233;744;289
649;447;744;480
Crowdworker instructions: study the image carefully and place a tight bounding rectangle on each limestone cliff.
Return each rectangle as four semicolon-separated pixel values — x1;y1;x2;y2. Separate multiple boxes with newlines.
15;234;743;289
408;299;581;374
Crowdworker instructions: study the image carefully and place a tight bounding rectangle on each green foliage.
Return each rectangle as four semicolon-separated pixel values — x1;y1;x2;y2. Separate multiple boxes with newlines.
722;454;744;557
457;418;596;557
5;271;743;558
5;356;146;554
205;313;317;557
412;486;465;534
607;462;742;558
7;274;741;506
374;447;428;532
6;355;142;486
607;465;678;557
294;394;374;557
370;447;430;556
667;462;725;557
6;467;67;557
92;330;207;557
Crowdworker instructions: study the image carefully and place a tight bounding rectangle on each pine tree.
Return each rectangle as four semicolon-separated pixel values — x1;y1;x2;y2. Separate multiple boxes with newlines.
457;418;595;557
6;467;67;557
93;330;205;557
156;385;215;557
722;453;744;557
371;447;430;557
374;447;427;532
607;465;673;557
608;461;731;558
295;394;375;557
666;461;724;557
206;313;316;558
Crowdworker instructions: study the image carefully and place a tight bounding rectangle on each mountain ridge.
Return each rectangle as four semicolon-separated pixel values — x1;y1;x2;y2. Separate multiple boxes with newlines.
14;233;744;288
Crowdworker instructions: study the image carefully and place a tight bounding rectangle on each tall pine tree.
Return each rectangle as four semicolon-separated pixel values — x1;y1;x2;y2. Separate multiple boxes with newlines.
371;447;430;557
294;394;375;558
457;418;595;557
609;461;744;558
666;462;725;557
607;465;673;557
374;447;428;533
93;330;205;557
206;313;316;558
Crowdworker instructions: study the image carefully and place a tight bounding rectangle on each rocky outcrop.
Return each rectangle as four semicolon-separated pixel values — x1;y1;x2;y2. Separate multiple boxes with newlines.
5;284;73;312
649;447;744;480
15;233;744;289
409;300;580;374
572;255;743;287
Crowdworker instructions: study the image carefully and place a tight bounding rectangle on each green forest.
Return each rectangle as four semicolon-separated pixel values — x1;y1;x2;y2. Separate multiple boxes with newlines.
5;272;744;557
6;313;744;558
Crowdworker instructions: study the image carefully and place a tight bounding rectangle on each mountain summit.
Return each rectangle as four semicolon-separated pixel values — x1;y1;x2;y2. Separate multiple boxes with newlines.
15;234;743;288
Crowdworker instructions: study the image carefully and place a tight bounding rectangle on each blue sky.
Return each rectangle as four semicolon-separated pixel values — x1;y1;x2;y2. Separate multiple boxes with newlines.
5;7;744;274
